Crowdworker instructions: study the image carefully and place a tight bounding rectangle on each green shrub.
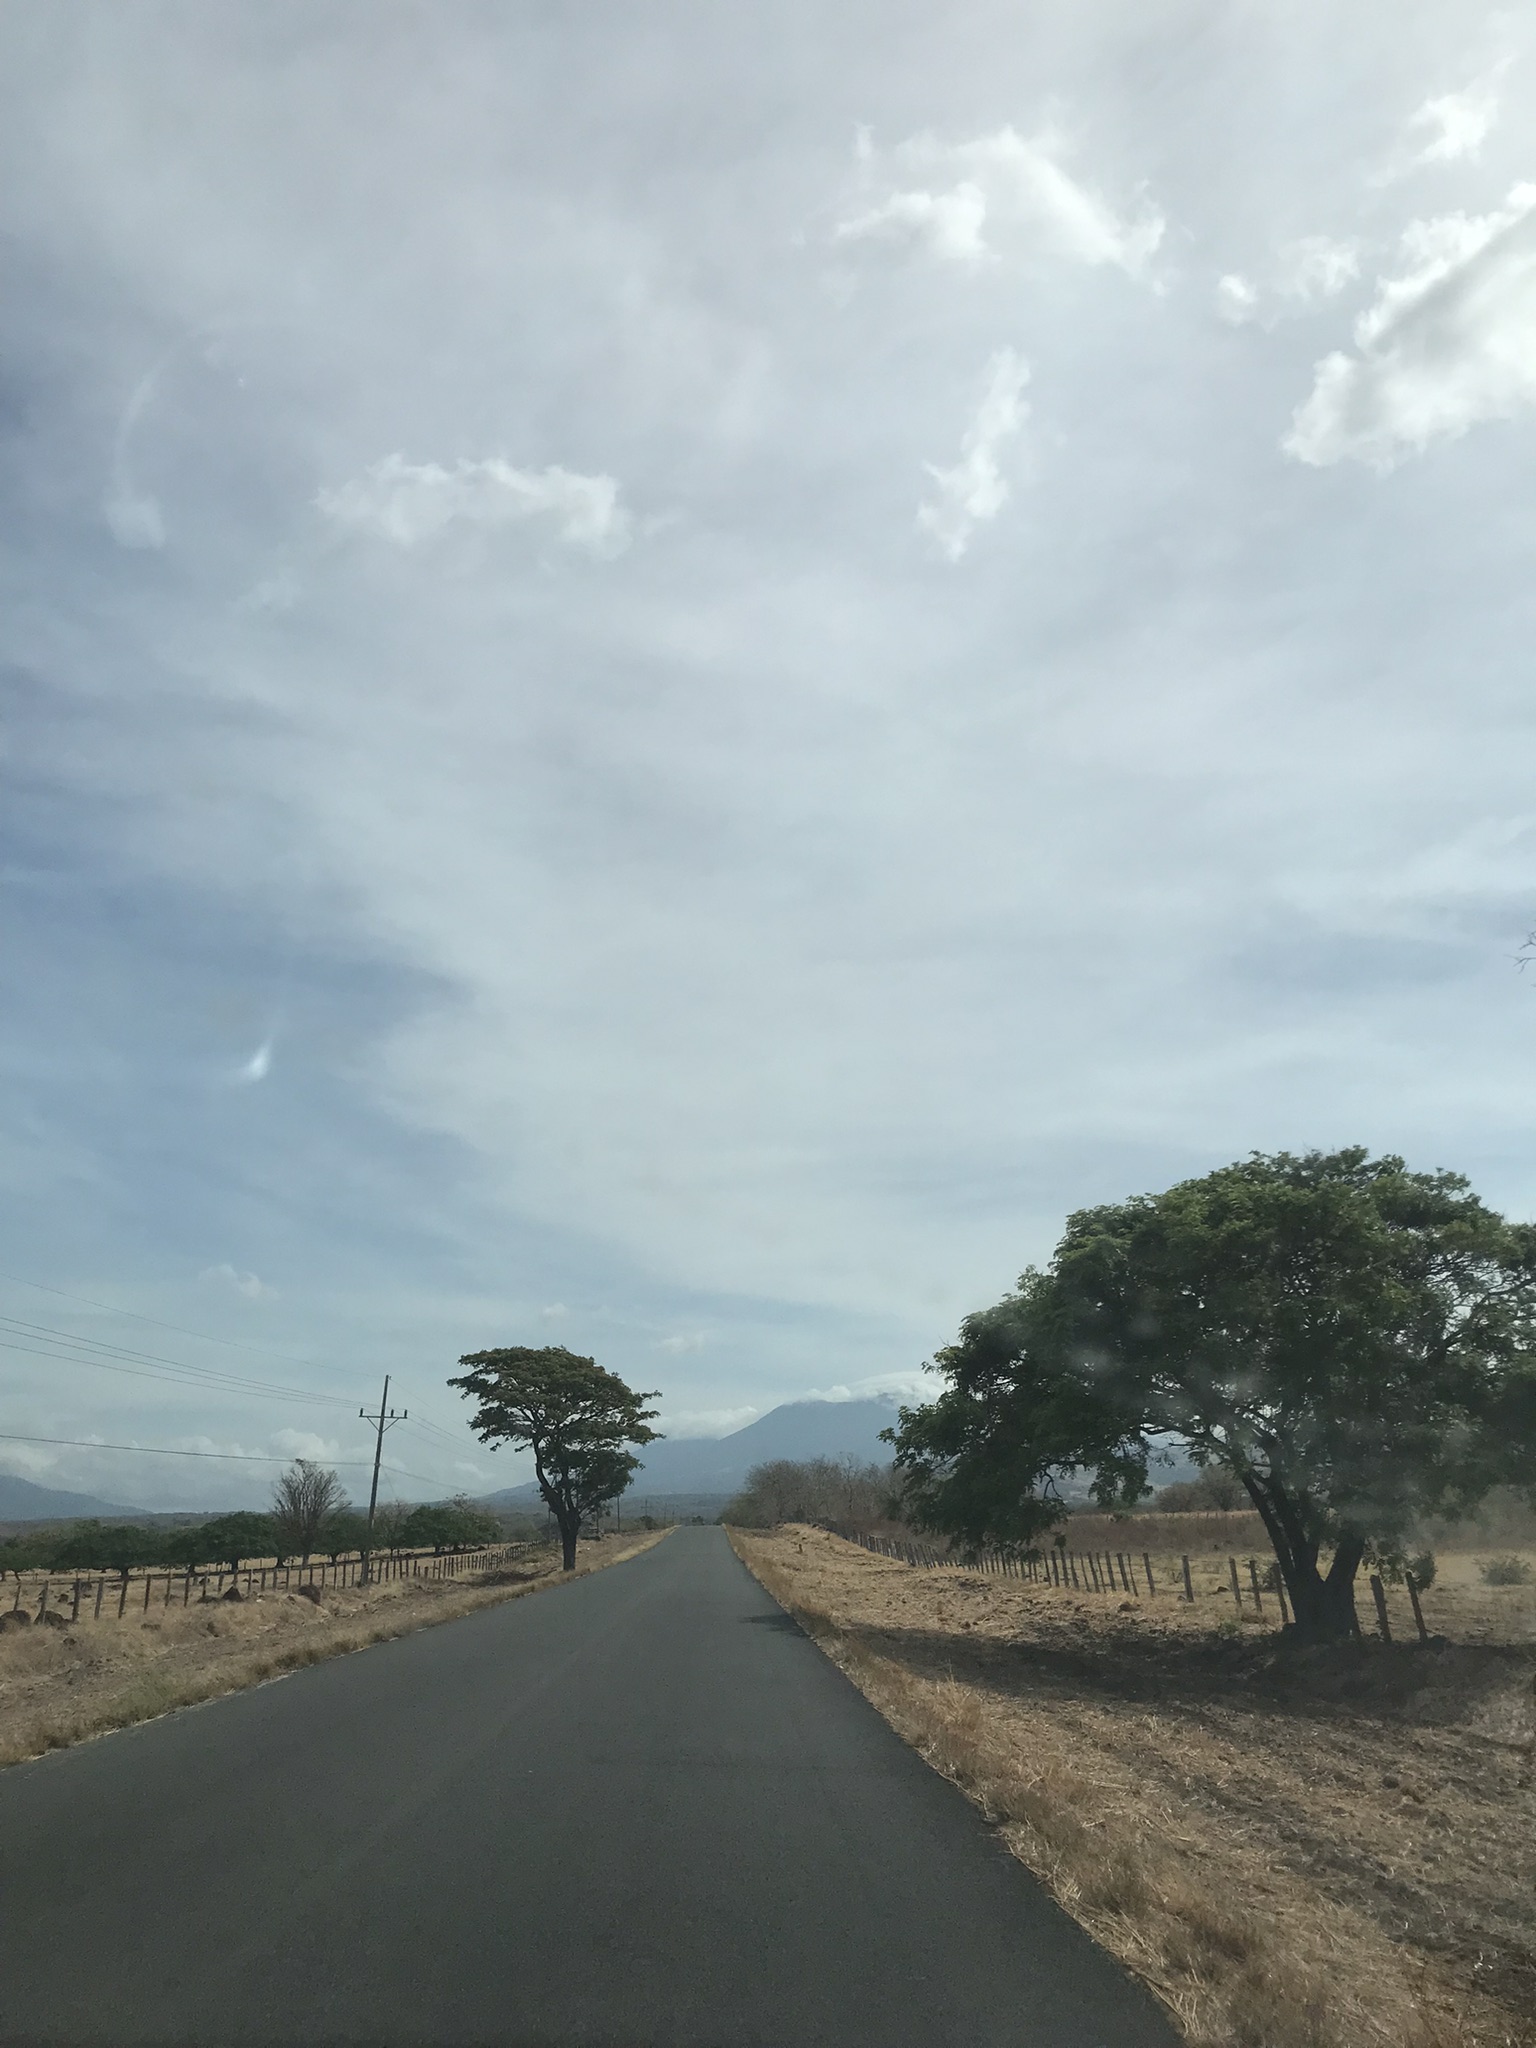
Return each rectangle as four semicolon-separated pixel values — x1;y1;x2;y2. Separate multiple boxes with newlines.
1480;1554;1533;1586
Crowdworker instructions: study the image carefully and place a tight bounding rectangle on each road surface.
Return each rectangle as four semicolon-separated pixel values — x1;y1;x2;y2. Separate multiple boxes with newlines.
0;1527;1179;2046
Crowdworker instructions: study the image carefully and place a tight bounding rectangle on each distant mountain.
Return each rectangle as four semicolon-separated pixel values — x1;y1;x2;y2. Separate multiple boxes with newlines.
0;1473;141;1524
480;1396;900;1509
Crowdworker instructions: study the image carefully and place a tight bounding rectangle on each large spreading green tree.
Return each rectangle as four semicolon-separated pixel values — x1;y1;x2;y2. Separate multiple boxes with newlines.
887;1149;1536;1641
449;1346;660;1570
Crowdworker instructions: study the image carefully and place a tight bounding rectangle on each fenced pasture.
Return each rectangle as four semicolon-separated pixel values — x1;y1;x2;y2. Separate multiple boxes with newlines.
1;1542;530;1632
826;1510;1536;1649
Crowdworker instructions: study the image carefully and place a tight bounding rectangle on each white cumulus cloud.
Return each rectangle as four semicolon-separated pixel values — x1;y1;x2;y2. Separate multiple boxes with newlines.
836;125;1163;278
918;348;1030;562
317;454;631;555
1285;184;1536;469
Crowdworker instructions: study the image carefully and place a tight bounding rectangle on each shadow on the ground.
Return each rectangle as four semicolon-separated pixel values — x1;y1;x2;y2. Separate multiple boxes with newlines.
846;1612;1532;1733
741;1610;804;1633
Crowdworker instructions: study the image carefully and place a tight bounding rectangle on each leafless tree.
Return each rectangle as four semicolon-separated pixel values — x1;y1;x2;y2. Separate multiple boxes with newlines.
724;1457;896;1530
270;1460;349;1563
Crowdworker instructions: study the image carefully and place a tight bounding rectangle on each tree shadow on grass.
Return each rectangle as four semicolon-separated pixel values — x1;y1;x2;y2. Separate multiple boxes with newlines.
847;1614;1532;1734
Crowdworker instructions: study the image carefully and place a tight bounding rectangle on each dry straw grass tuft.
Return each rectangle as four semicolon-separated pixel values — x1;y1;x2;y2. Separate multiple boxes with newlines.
732;1527;1527;2048
0;1530;669;1772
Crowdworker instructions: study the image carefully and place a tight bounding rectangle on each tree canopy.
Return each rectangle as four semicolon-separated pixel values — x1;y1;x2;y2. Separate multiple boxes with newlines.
887;1149;1536;1640
448;1346;660;1570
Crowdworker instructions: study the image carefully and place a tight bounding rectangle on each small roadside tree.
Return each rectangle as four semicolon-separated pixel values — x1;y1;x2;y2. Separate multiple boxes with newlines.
448;1347;660;1571
270;1461;349;1566
320;1509;370;1563
888;1150;1536;1642
193;1513;277;1575
400;1497;501;1553
38;1521;165;1581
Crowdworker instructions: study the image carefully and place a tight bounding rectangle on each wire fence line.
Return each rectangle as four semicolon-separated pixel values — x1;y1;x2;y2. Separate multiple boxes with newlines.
823;1526;1432;1645
2;1541;537;1629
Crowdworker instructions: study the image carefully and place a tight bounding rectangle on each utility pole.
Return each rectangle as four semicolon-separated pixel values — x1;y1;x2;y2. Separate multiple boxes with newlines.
359;1375;407;1585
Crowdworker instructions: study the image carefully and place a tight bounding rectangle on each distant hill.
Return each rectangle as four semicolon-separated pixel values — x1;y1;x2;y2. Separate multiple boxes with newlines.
480;1396;900;1509
0;1473;141;1524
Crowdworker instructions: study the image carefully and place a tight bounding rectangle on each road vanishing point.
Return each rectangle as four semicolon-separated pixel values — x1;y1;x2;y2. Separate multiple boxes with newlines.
0;1526;1179;2046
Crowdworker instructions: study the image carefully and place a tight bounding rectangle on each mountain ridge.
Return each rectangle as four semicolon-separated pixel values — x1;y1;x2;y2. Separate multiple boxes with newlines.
479;1395;899;1507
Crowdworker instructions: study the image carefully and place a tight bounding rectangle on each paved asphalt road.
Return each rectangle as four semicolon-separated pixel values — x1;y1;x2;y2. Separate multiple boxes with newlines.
0;1527;1180;2047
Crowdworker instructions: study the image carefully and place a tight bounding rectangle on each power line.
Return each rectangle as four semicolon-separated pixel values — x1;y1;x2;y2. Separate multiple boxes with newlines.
0;1429;455;1490
0;1322;356;1408
0;1268;324;1368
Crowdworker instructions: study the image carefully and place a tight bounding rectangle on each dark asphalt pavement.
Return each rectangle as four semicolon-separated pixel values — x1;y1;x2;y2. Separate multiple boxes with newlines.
0;1527;1180;2047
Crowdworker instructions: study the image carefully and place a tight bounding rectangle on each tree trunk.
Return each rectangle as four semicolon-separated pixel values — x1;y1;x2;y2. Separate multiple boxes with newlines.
560;1521;578;1571
1239;1468;1364;1644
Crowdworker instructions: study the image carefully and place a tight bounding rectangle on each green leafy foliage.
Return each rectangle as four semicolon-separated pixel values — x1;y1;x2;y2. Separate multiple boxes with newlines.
1480;1555;1533;1586
186;1513;277;1571
397;1496;501;1552
888;1149;1536;1639
449;1346;659;1570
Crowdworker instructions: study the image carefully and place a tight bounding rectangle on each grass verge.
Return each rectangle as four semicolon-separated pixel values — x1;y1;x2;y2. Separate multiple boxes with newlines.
730;1526;1524;2048
0;1529;670;1771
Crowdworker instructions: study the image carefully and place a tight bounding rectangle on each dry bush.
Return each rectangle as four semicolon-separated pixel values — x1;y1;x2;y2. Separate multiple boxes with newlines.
732;1527;1521;2048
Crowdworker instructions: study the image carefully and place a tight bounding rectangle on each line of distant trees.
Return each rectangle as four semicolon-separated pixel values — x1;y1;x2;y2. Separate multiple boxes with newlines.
0;1459;510;1582
722;1456;898;1530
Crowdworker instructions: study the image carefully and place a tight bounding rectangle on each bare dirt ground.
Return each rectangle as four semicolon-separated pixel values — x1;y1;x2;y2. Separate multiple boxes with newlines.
0;1529;669;1771
731;1525;1536;2048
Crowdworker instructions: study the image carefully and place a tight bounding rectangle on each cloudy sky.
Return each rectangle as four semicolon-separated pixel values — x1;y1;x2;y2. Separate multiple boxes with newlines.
2;2;1535;1510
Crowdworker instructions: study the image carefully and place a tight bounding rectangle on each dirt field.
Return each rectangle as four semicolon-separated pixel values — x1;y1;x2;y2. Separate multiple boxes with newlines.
731;1524;1536;2048
0;1529;669;1771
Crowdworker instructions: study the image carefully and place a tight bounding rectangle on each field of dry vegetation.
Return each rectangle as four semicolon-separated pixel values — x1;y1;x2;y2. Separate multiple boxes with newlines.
730;1520;1536;2048
0;1528;668;1772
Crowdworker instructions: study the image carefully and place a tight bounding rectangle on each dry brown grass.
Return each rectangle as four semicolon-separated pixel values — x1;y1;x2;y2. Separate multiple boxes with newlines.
731;1524;1536;2048
0;1529;669;1771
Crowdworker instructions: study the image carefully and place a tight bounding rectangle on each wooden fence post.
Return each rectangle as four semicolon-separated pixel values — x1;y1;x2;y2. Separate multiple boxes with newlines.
1248;1559;1264;1613
1143;1553;1156;1596
38;1580;49;1618
94;1577;105;1620
1228;1557;1242;1610
118;1576;129;1618
1404;1572;1429;1644
71;1579;82;1623
1181;1555;1194;1602
1370;1573;1392;1644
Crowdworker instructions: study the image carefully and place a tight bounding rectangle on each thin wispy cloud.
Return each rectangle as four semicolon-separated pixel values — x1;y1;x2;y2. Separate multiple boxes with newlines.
835;123;1164;277
1217;237;1361;327
199;1263;266;1299
235;1039;273;1085
918;348;1030;561
1378;69;1507;183
317;454;632;556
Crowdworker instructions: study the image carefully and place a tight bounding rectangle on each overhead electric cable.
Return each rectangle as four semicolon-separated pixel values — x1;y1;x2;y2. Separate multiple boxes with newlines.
0;1428;454;1488
0;1268;325;1367
0;1325;356;1408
